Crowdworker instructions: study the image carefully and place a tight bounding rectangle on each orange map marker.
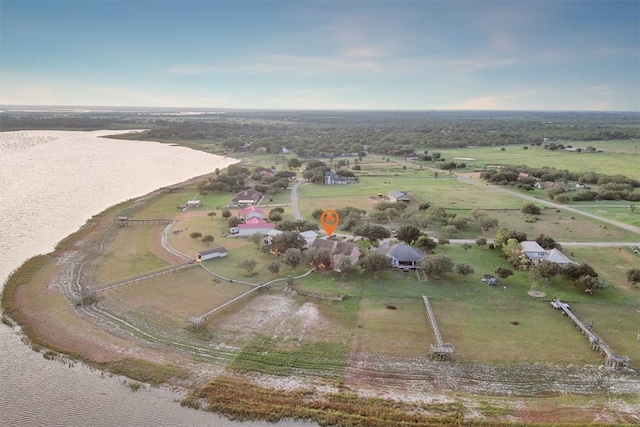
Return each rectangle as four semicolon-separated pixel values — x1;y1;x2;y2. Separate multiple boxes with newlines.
319;209;339;236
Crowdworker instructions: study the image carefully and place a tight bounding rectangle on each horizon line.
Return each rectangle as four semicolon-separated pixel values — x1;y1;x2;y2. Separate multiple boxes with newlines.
1;104;639;114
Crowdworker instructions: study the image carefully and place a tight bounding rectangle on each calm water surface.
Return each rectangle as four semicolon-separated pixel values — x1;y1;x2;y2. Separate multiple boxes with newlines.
0;130;313;427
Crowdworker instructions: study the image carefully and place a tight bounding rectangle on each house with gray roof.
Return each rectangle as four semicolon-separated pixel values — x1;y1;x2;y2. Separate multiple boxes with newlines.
376;243;425;270
520;241;577;266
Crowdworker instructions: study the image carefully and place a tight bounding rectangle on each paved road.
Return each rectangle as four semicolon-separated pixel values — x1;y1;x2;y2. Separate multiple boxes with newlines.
291;179;304;220
449;238;640;248
457;174;640;236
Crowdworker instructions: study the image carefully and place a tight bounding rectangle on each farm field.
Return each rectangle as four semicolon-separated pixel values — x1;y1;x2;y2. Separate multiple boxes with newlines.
424;140;640;180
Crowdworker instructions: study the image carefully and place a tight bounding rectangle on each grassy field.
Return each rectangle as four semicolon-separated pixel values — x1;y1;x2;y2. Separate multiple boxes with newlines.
420;140;640;180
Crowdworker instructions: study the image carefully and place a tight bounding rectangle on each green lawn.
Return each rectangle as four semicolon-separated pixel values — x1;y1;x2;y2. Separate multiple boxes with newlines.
419;140;640;180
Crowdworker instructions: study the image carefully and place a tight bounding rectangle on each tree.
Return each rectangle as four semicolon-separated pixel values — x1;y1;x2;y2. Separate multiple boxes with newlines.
521;202;541;215
461;243;472;251
537;260;562;281
396;225;422;244
359;251;391;278
334;256;353;278
456;263;475;281
420;254;454;279
535;234;561;250
207;211;217;220
437;235;450;245
238;259;258;277
311;208;324;219
282;248;304;268
201;235;214;246
249;232;263;249
476;237;487;247
228;216;240;227
268;212;283;222
418;202;431;211
626;268;640;286
287;158;302;169
221;209;232;219
414;235;437;253
276;220;319;232
501;238;521;263
353;224;391;243
563;263;598;281
478;216;499;231
190;231;203;240
271;231;306;254
306;247;332;269
267;261;281;276
494;267;514;280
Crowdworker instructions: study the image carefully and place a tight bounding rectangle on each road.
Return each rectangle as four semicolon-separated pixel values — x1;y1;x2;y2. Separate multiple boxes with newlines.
291;179;304;220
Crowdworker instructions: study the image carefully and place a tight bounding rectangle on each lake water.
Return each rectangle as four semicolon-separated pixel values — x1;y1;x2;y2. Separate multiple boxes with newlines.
0;130;312;427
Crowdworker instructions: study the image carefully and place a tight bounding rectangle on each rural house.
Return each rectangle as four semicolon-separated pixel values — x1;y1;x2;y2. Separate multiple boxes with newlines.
376;243;425;270
238;205;266;220
324;170;356;185
310;238;361;271
231;189;263;206
520;241;577;266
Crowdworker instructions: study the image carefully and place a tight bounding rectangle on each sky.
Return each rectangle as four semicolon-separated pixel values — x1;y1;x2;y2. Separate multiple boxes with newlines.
1;0;639;111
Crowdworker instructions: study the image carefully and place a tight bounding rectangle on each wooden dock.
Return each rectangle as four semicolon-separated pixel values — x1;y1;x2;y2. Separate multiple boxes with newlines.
551;299;629;370
422;296;455;361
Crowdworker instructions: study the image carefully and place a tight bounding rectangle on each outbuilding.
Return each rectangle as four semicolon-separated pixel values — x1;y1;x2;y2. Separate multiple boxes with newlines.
197;246;228;261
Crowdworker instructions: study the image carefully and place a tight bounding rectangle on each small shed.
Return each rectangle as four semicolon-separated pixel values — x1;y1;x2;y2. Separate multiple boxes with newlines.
186;200;202;208
197;246;227;262
388;190;411;202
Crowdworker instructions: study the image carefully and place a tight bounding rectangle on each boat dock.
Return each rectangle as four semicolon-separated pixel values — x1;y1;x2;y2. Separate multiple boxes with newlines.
551;299;629;370
422;295;455;361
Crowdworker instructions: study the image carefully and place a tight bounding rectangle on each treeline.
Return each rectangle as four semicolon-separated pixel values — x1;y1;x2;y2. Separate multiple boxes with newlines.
3;110;638;154
481;166;640;202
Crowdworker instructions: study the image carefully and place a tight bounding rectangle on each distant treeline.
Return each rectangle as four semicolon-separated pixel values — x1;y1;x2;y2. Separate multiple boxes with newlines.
1;110;639;155
481;166;640;202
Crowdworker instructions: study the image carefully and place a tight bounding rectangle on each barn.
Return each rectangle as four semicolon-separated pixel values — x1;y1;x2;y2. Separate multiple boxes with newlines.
197;246;228;262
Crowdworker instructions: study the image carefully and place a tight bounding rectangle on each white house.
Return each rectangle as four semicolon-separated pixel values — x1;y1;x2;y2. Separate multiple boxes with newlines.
324;170;356;185
236;218;276;236
520;241;577;266
197;246;227;261
521;241;547;262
